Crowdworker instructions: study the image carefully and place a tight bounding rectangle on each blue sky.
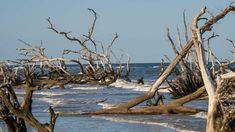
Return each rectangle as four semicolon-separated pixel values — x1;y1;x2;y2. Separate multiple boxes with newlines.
0;0;234;63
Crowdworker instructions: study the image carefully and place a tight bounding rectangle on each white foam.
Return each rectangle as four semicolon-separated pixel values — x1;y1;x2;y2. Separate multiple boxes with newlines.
110;79;169;93
15;90;68;97
191;112;207;119
39;97;64;107
34;91;65;96
72;86;106;90
92;116;195;132
153;66;159;68
110;79;151;92
97;102;115;109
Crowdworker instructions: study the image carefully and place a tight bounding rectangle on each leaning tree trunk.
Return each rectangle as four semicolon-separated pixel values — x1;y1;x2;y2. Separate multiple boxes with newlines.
191;6;235;132
114;40;194;110
0;66;58;132
117;5;235;111
87;86;206;115
91;5;235;120
191;7;217;132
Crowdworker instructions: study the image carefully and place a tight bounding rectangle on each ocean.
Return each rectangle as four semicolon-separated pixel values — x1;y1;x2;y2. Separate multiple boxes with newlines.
0;63;207;132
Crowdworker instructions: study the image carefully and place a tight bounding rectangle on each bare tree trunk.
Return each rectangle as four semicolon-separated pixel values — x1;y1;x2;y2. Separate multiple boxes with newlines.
91;5;235;120
167;27;188;78
84;86;206;115
190;6;235;132
4;117;18;132
117;40;194;110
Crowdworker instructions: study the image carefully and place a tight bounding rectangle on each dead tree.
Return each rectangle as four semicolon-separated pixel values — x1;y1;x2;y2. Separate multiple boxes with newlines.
1;5;234;132
46;8;121;85
0;63;58;132
85;5;235;124
115;50;132;82
166;27;188;77
17;39;72;77
192;6;235;132
0;62;27;132
0;8;127;130
16;39;115;86
166;26;204;98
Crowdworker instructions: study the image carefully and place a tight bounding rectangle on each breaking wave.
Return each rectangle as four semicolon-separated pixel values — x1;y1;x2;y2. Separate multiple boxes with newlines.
97;102;115;109
72;85;106;90
109;79;152;92
39;97;64;107
191;112;207;119
110;79;169;93
34;91;65;96
153;66;159;68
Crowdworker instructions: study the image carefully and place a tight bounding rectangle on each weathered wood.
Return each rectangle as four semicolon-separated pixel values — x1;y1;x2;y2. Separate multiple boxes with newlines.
87;105;202;115
0;86;57;132
216;77;235;132
46;9;121;84
169;86;206;105
90;5;235;121
81;85;206;115
167;27;188;77
113;40;194;110
192;6;235;132
0;65;58;132
22;89;33;114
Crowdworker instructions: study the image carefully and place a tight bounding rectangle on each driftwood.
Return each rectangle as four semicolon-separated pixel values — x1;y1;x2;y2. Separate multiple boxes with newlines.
85;86;206;115
167;24;203;98
0;63;58;132
88;5;235;114
1;7;128;122
192;6;235;132
0;8;131;131
83;7;235;132
17;40;118;86
15;9;129;87
1;5;235;132
45;9;121;85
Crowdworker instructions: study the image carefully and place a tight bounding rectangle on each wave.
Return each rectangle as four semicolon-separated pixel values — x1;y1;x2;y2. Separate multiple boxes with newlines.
191;112;207;119
92;116;195;132
97;102;115;109
110;79;169;93
39;97;64;107
72;86;106;90
109;79;151;92
153;66;159;68
16;90;71;97
34;91;65;96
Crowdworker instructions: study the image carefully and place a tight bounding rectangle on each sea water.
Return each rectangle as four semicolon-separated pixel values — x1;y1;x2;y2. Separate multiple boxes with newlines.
0;63;207;132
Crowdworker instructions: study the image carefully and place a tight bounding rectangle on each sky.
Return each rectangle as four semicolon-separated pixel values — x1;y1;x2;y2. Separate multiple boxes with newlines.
0;0;234;63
